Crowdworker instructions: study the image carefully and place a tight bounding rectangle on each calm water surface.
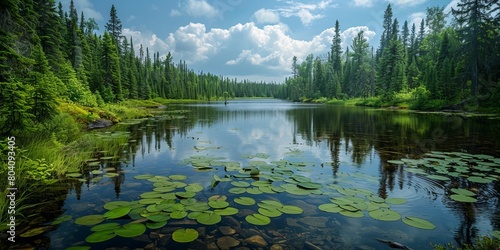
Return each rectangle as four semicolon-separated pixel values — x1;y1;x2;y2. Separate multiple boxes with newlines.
15;100;500;249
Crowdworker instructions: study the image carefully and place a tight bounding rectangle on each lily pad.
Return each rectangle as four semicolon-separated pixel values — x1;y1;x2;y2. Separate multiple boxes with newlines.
185;184;204;192
103;207;131;219
146;221;167;229
172;228;199;243
402;216;436;230
368;209;401;221
387;160;405;165
339;210;364;218
278;205;303;214
318;204;342;213
297;182;322;190
450;194;477;203
114;223;146;238
196;212;222;225
234;197;256;206
170;210;188;219
231;181;251;187
214;207;239;216
385;198;407;205
245;214;271;226
208;200;229;209
175;191;196;199
85;231;116;243
258;207;282;217
467;176;492;184
74;215;105;226
91;223;121;232
450;188;476;197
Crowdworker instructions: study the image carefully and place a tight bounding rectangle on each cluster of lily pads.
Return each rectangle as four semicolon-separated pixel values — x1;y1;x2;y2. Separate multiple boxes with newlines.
388;151;500;203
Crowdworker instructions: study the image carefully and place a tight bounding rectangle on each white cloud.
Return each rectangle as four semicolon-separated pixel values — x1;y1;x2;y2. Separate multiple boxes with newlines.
185;0;220;18
71;0;103;21
127;15;136;22
386;0;428;7
253;9;280;24
408;12;426;30
352;0;375;7
273;0;336;25
122;22;375;82
444;0;459;15
170;9;182;17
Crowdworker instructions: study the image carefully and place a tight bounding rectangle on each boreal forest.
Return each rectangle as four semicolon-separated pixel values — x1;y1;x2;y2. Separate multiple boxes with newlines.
1;0;500;136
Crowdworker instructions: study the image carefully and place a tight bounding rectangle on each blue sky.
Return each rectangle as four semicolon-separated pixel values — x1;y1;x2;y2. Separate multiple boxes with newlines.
60;0;459;82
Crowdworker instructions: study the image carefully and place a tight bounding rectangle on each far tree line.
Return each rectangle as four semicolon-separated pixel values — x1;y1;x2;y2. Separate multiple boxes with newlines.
282;1;500;109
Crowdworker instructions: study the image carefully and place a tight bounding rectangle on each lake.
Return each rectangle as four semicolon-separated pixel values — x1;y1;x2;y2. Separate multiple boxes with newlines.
13;99;500;249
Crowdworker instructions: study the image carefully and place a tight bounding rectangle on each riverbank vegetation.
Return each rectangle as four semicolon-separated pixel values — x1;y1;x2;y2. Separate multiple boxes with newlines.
281;3;500;112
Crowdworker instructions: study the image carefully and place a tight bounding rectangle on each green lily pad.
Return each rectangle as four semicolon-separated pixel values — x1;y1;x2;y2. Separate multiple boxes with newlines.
234;197;256;206
185;184;204;192
245;214;271;225
147;213;170;222
196;212;222;225
450;194;477;203
85;231;116;243
74;215;105;226
103;201;131;210
103;207;131;219
387;160;405;165
169;174;188;180
180;198;198;206
91;223;121;232
246;187;263;195
229;187;246;194
385;198;407;205
170;210;188;219
258;207;282;217
208;200;229;209
467;176;492;183
114;223;146;238
214;207;239;216
231;181;251;187
450;188;476;197
134;174;155;180
427;175;451;181
402;216;436;230
339;210;364;218
278;205;303;214
368;209;401;221
51;215;72;225
175;191;196;199
172;228;199;243
318;203;342;213
146;221;167;229
366;195;385;203
297;182;322;190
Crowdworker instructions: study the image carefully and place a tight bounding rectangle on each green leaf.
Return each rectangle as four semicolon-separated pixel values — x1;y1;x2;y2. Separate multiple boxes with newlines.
278;205;303;214
387;160;405;165
231;181;251;187
147;213;170;222
74;215;105;226
368;209;401;221
450;188;476;197
90;223;120;232
339;210;364;218
19;226;52;237
258;207;282;217
196;212;222;225
245;214;271;225
103;207;131;219
402;216;436;230
450;194;477;203
208;200;229;209
234;197;256;206
170;210;188;219
297;182;322;190
169;174;188;180
214;207;239;216
172;228;199;243
114;223;146;238
85;231;116;243
318;204;342;213
146;221;167;229
385;198;407;205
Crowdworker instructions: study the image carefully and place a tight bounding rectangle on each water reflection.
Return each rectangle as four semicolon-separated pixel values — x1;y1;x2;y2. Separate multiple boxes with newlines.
7;100;500;249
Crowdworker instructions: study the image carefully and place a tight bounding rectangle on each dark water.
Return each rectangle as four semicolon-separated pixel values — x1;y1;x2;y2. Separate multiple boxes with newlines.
8;99;500;249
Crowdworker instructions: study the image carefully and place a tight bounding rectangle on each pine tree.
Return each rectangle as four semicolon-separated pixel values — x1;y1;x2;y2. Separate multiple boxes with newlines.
101;32;123;102
377;4;393;61
105;4;123;49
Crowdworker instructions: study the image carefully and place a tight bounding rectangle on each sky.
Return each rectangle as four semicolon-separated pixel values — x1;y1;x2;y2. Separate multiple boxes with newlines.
60;0;460;83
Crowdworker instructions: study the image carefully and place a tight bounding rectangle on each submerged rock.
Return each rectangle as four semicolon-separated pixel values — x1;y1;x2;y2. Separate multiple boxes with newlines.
219;226;236;235
217;236;240;249
245;235;268;247
87;119;113;129
298;217;328;228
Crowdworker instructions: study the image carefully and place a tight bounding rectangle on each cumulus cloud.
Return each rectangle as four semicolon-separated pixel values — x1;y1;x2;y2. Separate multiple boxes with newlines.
352;0;375;7
272;0;336;26
123;22;375;82
386;0;428;7
171;0;220;18
253;9;280;24
66;0;103;21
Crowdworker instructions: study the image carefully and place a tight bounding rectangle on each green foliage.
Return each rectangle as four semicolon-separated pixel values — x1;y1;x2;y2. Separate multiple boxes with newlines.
433;236;500;250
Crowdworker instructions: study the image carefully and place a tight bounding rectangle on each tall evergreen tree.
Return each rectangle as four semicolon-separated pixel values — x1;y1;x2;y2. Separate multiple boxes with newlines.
105;4;123;48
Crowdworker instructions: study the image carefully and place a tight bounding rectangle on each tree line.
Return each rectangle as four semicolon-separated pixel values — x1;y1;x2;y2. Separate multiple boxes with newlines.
0;0;283;135
282;1;500;109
